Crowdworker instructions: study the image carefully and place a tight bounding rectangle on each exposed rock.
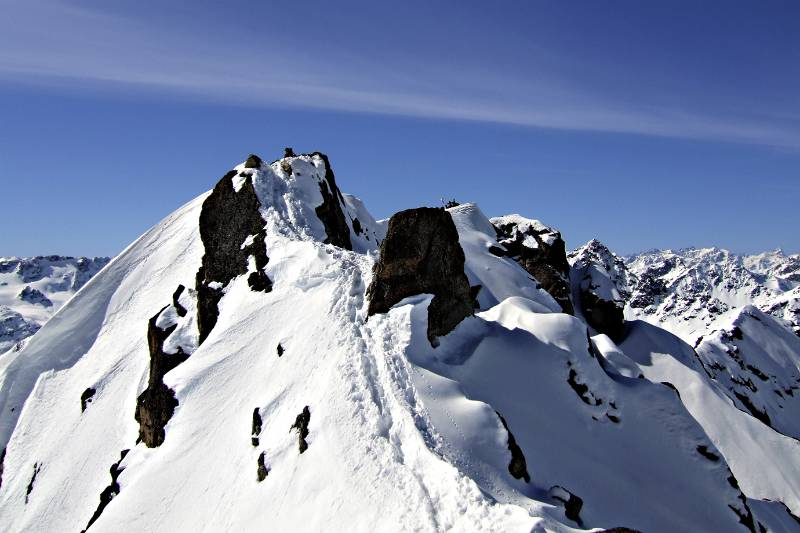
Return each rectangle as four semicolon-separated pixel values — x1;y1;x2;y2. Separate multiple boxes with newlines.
25;462;41;504
581;291;626;342
81;387;96;412
492;216;573;314
283;147;295;158
257;452;269;481
252;408;262;447
291;406;311;454
0;447;5;489
244;154;263;168
196;170;271;344
83;449;129;531
567;368;602;406
549;485;584;526
697;445;720;462
17;286;53;307
310;152;353;250
496;411;530;483
276;343;284;357
569;240;631;342
172;285;187;317
367;207;473;345
135;306;190;448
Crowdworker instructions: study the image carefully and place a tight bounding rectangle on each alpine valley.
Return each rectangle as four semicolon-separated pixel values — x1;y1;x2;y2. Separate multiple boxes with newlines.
1;150;799;533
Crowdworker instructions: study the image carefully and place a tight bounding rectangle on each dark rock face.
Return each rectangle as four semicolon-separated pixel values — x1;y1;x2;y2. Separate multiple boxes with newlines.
697;445;720;462
496;412;530;483
276;343;284;357
550;485;584;526
81;387;96;412
310;152;352;250
196;170;271;344
135;306;190;448
0;447;5;489
25;462;41;504
257;452;269;481
83;449;129;531
244;154;263;168
17;286;53;307
291;406;311;454
367;208;473;345
581;291;626;343
252;408;262;447
172;285;187;317
494;220;573;314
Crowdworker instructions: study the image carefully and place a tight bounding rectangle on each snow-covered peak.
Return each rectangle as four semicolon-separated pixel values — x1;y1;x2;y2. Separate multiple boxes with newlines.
2;151;800;533
229;151;381;253
568;239;631;304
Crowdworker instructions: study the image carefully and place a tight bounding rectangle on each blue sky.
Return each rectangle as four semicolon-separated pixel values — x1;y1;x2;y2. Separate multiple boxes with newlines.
1;0;798;256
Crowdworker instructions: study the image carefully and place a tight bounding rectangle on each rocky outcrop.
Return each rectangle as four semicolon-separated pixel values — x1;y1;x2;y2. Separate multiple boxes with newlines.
135;305;190;448
251;408;262;447
496;412;530;483
549;485;584;527
81;387;96;412
17;286;53;307
308;152;352;250
291;406;311;454
569;240;630;343
257;452;269;481
492;216;573;314
83;449;129;531
367;208;473;345
196;169;271;344
25;462;41;504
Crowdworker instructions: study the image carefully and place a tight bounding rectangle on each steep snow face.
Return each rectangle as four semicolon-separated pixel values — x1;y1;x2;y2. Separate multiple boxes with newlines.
625;247;800;344
0;256;110;353
1;152;800;533
695;306;800;439
619;319;800;518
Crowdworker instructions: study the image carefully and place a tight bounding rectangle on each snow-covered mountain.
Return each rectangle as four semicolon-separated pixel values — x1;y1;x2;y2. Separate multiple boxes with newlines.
1;150;799;533
625;247;800;344
0;256;110;353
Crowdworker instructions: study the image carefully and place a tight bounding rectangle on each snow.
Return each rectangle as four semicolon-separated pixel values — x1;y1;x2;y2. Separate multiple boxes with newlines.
1;153;799;533
448;203;561;312
0;256;109;352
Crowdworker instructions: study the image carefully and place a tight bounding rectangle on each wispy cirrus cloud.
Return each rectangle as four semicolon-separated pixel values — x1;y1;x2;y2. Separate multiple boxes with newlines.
2;0;800;148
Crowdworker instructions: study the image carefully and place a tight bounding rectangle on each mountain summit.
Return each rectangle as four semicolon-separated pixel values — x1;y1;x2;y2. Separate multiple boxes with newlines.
1;151;799;533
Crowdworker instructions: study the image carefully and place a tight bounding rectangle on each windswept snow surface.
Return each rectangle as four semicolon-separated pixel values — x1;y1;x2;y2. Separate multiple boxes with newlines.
1;153;799;532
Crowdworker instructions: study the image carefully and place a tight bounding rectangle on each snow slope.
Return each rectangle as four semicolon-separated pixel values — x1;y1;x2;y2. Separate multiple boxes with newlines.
1;151;799;532
0;256;109;353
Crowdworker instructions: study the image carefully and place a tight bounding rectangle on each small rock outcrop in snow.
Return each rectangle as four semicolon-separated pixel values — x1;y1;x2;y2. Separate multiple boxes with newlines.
135;303;190;447
367;207;473;345
569;240;631;342
491;215;573;314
